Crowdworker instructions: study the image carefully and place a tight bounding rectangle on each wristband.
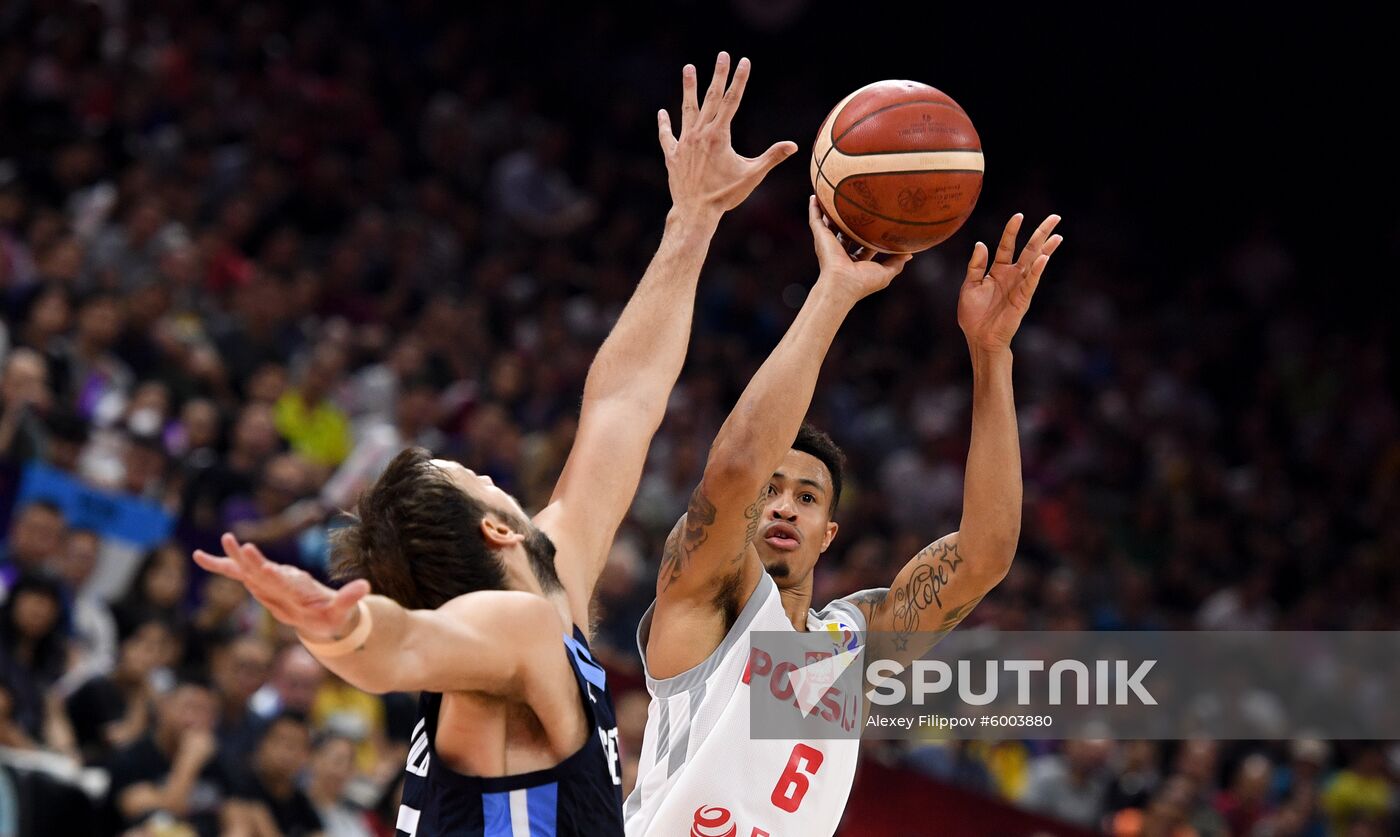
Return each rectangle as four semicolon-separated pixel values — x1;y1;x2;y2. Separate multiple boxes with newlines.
299;600;373;657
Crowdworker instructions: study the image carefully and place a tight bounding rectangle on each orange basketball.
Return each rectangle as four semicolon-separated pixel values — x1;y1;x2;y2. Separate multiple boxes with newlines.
811;80;984;254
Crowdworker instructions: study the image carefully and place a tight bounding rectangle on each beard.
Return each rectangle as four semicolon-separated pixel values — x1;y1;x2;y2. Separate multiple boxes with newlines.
762;559;791;579
522;523;562;592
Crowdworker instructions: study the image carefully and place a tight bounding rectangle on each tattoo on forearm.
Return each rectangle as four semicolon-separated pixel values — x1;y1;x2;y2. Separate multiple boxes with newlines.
659;486;718;592
936;595;983;632
890;540;972;651
889;595;984;652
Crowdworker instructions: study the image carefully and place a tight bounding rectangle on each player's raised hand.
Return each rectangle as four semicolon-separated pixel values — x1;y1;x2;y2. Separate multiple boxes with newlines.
193;533;370;643
957;213;1063;352
657;52;797;215
809;196;912;303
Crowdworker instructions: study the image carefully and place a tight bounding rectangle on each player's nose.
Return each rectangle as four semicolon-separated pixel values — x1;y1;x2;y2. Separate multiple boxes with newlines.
769;498;797;521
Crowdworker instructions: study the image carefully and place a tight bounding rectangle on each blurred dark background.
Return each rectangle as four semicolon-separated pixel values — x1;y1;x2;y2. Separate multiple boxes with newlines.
0;1;1394;835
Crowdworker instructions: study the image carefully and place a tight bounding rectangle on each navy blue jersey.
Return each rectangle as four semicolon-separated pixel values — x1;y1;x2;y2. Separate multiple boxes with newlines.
394;627;624;836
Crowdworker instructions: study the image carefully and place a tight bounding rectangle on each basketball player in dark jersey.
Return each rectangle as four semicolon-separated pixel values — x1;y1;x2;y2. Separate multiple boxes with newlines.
193;52;797;836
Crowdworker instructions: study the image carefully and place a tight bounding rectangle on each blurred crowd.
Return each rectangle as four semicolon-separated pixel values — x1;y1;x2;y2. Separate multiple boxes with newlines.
1;1;1396;835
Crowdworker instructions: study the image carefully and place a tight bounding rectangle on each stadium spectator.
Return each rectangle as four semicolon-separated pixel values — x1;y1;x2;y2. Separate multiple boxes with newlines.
106;677;229;837
274;342;352;468
64;612;173;764
183;572;251;673
222;452;323;568
1174;740;1230;837
38;409;88;474
51;527;116;682
250;644;327;719
113;543;188;631
1269;739;1330;837
1021;739;1114;829
0;573;70;740
1214;752;1275;836
321;374;444;511
0;347;52;463
179;402;281;550
305;731;375;837
1110;774;1202;837
207;634;274;772
310;672;391;777
1320;746;1395;835
60;292;130;418
1105;740;1165;816
230;711;322;837
0;499;65;589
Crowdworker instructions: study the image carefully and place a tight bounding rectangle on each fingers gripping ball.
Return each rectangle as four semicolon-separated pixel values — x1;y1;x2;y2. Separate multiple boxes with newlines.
811;80;983;254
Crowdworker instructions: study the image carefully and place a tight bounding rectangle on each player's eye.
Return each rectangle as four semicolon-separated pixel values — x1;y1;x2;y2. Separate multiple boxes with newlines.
801;493;816;504
766;484;778;497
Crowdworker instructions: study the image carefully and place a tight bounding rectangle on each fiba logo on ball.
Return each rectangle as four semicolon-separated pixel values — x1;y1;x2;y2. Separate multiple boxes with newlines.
690;805;737;837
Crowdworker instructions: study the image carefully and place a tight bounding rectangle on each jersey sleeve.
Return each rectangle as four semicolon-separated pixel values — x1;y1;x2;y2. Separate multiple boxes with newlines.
813;597;869;635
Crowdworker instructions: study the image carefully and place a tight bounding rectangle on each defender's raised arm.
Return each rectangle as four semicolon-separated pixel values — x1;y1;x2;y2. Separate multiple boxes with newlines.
534;53;797;623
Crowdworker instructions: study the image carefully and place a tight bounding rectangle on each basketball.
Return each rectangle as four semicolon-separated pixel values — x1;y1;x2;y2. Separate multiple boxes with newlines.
811;80;984;254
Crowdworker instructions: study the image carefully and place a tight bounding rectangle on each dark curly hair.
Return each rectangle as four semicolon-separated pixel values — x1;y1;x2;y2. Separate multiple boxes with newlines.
792;423;847;513
329;447;559;610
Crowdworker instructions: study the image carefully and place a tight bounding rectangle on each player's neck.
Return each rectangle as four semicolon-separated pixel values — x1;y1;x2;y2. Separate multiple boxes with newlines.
501;557;573;627
500;549;545;596
777;576;815;630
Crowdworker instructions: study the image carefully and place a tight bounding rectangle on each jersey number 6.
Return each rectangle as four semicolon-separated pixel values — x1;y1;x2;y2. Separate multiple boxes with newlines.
770;743;824;813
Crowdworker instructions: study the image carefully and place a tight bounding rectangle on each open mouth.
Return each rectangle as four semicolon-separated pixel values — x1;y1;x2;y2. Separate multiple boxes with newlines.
763;523;801;551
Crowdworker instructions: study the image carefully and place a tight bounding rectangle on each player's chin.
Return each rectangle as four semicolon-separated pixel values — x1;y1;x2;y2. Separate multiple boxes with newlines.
757;549;792;579
762;559;791;579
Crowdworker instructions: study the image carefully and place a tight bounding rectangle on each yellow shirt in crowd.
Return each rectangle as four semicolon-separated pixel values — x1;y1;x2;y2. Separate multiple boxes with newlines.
274;391;352;467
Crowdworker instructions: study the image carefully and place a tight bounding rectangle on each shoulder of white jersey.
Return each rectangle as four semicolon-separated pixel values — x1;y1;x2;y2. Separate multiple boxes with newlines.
635;572;782;696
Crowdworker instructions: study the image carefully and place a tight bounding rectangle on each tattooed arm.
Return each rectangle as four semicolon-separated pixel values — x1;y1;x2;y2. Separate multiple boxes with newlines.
845;213;1063;662
848;536;988;662
851;348;1021;658
654;200;910;604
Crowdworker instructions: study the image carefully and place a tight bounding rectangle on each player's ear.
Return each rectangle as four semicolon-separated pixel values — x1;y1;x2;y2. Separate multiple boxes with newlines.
479;513;525;548
820;520;839;553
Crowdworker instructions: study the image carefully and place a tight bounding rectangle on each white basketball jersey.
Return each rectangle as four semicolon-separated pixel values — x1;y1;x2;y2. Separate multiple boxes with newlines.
624;573;865;837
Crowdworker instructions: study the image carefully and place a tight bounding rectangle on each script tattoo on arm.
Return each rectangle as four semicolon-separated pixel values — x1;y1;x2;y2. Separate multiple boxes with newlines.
736;487;766;563
659;486;717;593
890;540;973;652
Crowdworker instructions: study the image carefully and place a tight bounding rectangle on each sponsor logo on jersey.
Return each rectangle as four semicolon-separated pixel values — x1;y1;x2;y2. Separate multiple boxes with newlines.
821;618;860;654
691;805;737;837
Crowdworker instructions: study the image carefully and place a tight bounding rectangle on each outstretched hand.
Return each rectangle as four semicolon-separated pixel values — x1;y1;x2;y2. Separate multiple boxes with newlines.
659;52;798;215
193;533;370;643
809;196;912;303
957;213;1063;352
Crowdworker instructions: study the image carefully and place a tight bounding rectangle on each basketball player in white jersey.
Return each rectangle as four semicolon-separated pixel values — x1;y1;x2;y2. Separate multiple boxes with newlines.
625;206;1062;836
193;53;799;836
